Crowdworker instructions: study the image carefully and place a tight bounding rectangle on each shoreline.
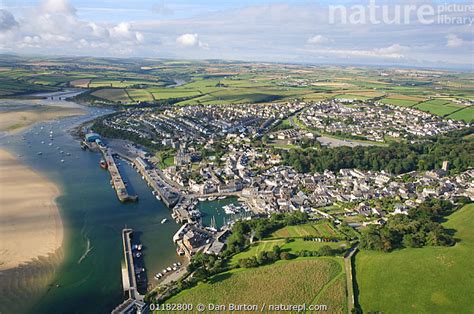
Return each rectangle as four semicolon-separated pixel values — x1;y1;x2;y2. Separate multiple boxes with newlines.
0;105;85;135
0;149;64;271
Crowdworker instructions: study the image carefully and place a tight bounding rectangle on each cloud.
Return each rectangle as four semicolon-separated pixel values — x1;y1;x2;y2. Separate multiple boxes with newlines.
176;33;208;49
40;0;76;15
307;35;332;45
0;2;472;68
0;10;19;31
151;3;174;16
308;44;410;60
446;34;464;48
109;22;144;42
374;44;410;58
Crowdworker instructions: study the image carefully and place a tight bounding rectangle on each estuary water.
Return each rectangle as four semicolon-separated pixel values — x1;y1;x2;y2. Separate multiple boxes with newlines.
0;93;182;313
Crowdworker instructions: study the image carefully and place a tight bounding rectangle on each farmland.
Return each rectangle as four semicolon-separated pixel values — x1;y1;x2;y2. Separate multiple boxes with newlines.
167;258;347;313
448;106;474;122
355;204;474;313
0;55;472;122
229;221;348;266
270;221;342;239
229;239;347;266
379;97;422;107
414;99;466;117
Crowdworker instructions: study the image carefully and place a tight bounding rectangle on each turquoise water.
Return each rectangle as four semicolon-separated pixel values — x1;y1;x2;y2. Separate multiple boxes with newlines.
198;197;248;229
0;101;186;313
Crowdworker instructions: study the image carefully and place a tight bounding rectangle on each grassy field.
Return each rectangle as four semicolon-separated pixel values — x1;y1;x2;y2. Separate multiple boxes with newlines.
380;97;421;107
127;89;154;102
447;106;474;122
355;203;474;313
333;94;372;101
271;222;341;239
229;239;347;266
91;88;131;103
167;258;347;313
1;56;472;113
414;100;464;117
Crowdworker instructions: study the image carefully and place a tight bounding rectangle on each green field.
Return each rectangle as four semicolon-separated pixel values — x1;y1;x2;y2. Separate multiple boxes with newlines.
230;239;347;266
270;222;340;239
333;94;372;101
355;204;474;313
127;89;154;102
414;100;464;117
91;88;131;103
447;106;474;122
380;97;420;107
167;258;347;313
0;56;472;112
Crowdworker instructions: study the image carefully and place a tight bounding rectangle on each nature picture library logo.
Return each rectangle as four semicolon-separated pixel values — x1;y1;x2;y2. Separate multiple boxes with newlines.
328;0;474;25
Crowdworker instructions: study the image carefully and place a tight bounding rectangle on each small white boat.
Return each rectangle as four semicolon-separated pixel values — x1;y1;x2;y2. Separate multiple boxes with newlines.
208;197;216;201
37;152;43;155
198;197;207;202
61;160;65;163
166;267;172;271
161;218;168;224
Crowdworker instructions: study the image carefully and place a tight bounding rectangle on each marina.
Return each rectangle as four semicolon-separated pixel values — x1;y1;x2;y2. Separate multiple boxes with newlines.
0;90;255;313
0;92;183;313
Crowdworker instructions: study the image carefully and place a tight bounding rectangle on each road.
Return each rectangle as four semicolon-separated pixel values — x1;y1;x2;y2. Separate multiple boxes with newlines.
344;245;358;313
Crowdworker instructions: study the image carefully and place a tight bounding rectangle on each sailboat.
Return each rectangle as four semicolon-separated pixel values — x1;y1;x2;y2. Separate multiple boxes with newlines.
208;216;217;232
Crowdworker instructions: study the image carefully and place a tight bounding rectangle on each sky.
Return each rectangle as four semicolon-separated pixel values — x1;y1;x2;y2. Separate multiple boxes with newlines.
0;0;472;69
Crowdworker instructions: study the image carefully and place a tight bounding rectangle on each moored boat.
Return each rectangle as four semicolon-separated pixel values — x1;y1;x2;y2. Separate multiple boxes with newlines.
100;159;108;169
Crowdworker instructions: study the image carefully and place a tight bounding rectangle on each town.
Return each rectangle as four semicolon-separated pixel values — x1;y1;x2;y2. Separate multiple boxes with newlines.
299;100;467;142
84;97;473;313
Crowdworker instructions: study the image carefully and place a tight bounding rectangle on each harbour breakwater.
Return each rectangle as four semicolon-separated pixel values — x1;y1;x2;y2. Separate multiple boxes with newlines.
0;92;182;313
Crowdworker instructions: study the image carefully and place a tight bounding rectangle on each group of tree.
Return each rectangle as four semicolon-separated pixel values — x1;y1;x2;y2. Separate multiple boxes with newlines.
186;252;226;281
359;199;460;252
238;243;345;268
281;127;474;174
223;211;309;256
237;245;289;268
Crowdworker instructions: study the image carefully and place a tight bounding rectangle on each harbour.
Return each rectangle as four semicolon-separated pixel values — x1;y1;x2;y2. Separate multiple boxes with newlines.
0;90;257;313
0;92;184;313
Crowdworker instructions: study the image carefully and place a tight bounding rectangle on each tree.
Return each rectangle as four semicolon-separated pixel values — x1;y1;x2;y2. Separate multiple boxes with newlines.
280;252;295;260
318;245;334;256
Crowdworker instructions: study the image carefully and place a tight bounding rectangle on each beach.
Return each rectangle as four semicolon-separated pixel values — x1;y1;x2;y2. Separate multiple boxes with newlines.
0;149;63;271
0;105;84;134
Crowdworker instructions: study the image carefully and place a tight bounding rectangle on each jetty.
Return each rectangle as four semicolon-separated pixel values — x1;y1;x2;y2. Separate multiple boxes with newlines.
102;149;137;202
133;157;180;208
121;228;143;301
112;229;146;314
